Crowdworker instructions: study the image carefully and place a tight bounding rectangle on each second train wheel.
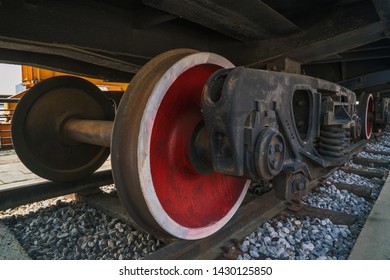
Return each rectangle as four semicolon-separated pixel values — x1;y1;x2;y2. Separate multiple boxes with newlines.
112;49;250;240
358;93;374;139
11;76;114;182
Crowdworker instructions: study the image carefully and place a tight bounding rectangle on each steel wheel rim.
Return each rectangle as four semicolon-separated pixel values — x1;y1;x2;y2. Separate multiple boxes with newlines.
112;50;250;239
359;93;374;139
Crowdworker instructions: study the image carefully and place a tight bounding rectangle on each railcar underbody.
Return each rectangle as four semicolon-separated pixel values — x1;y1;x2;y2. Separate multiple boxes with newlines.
1;0;390;239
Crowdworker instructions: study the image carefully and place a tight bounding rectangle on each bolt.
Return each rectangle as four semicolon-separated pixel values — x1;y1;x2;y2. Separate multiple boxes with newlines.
291;178;306;193
276;142;284;152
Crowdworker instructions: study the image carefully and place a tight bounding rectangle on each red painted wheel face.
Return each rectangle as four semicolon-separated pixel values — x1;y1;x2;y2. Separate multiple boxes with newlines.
358;93;375;140
150;64;247;228
113;51;250;239
366;95;374;139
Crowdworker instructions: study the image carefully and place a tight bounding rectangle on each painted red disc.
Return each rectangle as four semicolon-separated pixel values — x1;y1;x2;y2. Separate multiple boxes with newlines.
112;50;250;239
359;93;374;139
150;64;247;228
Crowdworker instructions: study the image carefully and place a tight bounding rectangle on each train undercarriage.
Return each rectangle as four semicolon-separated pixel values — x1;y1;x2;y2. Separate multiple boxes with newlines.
1;0;390;240
8;49;380;239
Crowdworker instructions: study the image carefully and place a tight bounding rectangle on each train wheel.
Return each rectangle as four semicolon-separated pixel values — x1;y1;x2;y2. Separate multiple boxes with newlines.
12;76;114;182
112;49;250;240
358;93;374;139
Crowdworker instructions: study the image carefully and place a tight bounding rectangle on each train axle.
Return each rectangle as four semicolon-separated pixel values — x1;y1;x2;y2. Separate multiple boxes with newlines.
62;119;112;148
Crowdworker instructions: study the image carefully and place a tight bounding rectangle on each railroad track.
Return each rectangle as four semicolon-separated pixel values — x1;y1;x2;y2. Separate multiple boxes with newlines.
1;132;389;260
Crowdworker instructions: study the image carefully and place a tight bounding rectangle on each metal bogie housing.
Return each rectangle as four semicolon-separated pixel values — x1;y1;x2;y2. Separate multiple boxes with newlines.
374;97;390;130
201;67;359;201
320;89;356;127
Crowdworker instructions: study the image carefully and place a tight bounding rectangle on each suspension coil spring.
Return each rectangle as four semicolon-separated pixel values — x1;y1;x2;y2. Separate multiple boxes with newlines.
318;125;349;158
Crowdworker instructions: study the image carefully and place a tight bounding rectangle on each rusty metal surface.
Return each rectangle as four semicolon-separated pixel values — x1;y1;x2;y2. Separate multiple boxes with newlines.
63;119;113;148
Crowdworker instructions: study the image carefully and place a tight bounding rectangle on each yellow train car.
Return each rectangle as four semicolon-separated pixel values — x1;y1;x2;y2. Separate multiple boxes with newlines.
21;66;128;91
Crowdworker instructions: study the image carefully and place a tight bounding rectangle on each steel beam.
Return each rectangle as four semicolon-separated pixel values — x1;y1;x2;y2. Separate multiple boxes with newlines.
302;45;390;64
0;48;133;82
0;1;212;58
290;21;390;64
0;0;213;80
215;1;383;66
143;0;301;41
373;0;390;20
0;0;387;82
302;57;390;83
0;37;140;74
339;69;390;92
133;7;178;29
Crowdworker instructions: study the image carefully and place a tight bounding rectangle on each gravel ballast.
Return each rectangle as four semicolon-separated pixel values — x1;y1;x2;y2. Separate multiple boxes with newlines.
237;143;389;260
0;196;164;260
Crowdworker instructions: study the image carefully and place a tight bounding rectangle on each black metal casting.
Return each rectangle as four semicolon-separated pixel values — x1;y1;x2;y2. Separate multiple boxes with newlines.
201;67;359;202
374;97;390;130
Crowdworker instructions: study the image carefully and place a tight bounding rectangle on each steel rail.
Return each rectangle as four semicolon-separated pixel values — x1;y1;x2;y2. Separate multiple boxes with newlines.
144;192;286;260
0;169;113;211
